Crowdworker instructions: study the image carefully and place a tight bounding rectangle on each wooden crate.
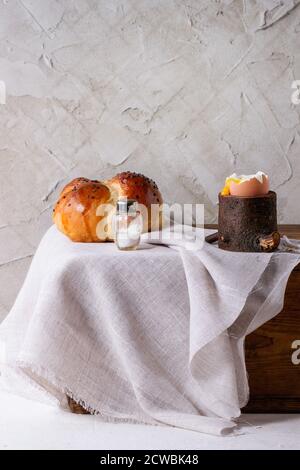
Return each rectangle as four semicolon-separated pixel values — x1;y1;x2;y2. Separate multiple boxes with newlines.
244;225;300;413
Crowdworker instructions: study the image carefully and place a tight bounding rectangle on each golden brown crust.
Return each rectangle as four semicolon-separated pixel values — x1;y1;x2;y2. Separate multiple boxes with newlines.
105;171;163;207
59;177;90;198
53;172;163;242
104;172;163;232
53;179;112;242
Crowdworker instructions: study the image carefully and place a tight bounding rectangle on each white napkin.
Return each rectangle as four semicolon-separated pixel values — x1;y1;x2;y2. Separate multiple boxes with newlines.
280;235;300;253
0;226;299;435
141;224;205;251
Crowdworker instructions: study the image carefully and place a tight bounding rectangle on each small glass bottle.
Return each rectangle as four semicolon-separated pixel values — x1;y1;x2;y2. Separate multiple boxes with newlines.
114;199;142;251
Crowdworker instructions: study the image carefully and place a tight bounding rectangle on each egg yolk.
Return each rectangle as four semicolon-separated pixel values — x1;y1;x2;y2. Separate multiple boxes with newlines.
221;176;241;196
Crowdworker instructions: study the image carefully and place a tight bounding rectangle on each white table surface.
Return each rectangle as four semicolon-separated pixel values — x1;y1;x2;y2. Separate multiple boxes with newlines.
1;389;300;450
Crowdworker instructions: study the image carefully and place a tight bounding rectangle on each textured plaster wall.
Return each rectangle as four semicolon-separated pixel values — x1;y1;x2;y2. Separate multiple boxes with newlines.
0;0;300;321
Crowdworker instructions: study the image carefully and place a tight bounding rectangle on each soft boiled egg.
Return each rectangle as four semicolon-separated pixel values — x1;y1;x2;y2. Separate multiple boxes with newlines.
221;171;269;197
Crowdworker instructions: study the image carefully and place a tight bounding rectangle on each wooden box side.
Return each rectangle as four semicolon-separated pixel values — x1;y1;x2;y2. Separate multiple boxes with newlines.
244;265;300;412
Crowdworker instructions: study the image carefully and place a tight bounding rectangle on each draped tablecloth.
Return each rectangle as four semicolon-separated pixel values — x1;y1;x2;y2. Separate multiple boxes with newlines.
0;225;299;435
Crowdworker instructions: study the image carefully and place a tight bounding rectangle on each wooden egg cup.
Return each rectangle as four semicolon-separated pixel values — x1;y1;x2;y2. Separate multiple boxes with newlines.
206;191;280;252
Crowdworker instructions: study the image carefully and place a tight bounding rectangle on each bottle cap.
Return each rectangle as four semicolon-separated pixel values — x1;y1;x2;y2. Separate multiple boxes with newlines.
116;198;138;214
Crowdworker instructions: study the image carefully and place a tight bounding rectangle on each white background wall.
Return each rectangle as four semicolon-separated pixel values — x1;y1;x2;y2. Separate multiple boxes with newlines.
0;0;300;321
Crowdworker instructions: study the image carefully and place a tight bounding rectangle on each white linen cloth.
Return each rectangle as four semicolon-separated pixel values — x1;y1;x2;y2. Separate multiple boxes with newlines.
0;225;300;435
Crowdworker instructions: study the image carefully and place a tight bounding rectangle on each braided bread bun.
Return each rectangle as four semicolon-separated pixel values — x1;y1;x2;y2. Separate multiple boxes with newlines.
104;171;163;233
53;172;163;242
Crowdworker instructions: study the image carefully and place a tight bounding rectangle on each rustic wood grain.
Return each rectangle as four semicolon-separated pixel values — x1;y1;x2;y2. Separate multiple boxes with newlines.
244;266;300;413
218;192;279;252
